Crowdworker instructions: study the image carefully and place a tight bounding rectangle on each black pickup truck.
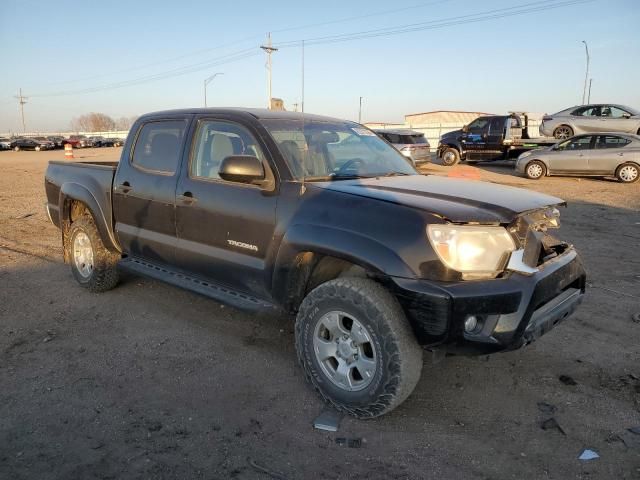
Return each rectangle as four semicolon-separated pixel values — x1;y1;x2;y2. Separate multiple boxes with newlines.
45;108;586;418
438;113;558;166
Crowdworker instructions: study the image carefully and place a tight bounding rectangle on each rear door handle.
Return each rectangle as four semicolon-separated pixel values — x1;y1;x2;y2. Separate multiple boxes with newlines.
618;152;624;156
117;181;131;194
177;192;197;204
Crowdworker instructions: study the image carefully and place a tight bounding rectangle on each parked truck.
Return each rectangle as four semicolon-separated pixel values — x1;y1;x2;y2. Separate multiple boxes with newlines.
438;112;558;166
45;108;586;417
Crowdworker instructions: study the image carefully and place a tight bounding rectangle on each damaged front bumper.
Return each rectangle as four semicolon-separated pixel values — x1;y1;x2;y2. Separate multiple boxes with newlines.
392;246;586;355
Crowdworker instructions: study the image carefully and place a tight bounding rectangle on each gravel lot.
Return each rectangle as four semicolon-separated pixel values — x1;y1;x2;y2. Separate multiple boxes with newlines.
1;148;639;479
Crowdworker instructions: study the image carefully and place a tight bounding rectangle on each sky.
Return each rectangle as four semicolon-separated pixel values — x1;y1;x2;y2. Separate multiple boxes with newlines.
0;0;639;132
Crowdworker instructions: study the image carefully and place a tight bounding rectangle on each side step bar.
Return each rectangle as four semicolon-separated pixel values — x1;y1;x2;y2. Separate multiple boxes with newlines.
119;257;279;313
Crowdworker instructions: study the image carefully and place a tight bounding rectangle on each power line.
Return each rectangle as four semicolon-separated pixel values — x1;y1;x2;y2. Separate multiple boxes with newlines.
29;48;260;98
29;0;452;90
274;0;592;48
21;0;591;99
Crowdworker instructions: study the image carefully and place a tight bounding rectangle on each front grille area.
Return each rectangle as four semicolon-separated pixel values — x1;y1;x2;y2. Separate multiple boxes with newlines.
510;210;567;268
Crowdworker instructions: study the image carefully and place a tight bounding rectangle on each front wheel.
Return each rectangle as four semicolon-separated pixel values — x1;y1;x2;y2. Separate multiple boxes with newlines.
295;277;423;418
616;162;639;183
68;214;120;292
13;146;19;151
34;146;41;151
441;147;460;166
525;160;546;180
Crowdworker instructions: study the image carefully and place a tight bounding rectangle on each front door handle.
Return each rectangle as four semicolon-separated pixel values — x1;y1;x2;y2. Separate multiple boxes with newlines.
618;152;624;156
117;181;131;194
177;192;197;204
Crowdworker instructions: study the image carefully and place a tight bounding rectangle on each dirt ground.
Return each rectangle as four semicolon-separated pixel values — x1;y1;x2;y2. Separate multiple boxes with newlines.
1;148;639;480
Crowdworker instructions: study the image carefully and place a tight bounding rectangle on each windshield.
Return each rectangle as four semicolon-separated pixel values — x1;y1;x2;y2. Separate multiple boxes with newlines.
263;119;416;180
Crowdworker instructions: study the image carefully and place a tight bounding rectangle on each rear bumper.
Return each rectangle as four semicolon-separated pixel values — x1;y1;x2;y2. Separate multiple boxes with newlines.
391;247;586;355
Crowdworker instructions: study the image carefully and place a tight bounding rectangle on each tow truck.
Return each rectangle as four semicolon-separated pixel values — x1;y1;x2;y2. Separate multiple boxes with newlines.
437;112;558;166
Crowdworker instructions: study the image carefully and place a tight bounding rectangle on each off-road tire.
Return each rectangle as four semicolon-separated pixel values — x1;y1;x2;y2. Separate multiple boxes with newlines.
295;277;423;418
525;160;546;180
441;147;460;166
616;162;639;183
68;214;120;292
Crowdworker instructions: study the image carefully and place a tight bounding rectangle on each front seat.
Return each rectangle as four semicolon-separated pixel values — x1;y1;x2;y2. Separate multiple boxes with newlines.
206;134;234;178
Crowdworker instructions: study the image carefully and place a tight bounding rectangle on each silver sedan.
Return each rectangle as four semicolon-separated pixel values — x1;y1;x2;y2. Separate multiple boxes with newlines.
540;104;640;139
516;133;640;183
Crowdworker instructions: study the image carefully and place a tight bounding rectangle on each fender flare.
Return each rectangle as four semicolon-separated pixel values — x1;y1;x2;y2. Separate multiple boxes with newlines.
271;223;415;306
59;182;120;252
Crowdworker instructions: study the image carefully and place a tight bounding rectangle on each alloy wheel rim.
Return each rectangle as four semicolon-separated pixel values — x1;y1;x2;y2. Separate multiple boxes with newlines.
528;163;543;178
73;231;94;278
555;127;571;139
313;311;377;392
620;165;638;182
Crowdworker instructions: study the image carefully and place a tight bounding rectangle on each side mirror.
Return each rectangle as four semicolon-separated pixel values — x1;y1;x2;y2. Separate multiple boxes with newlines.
462;125;469;133
622;112;631;119
219;155;265;184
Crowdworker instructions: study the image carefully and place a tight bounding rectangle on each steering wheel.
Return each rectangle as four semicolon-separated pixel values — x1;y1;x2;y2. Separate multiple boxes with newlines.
336;158;365;175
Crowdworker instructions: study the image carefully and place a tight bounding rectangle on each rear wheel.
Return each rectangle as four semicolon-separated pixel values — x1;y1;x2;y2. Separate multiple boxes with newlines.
34;146;41;151
295;277;423;418
441;147;460;166
68;214;120;292
616;162;639;183
13;146;19;151
525;160;546;180
553;125;573;139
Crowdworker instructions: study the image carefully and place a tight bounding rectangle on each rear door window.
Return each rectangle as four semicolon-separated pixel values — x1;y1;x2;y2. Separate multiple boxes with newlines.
131;120;187;174
596;135;631;149
559;135;594;150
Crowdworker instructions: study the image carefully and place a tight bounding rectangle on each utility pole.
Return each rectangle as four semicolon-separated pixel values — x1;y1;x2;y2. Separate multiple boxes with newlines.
358;96;363;124
587;78;593;104
14;88;28;132
204;72;224;107
581;40;590;105
260;33;278;109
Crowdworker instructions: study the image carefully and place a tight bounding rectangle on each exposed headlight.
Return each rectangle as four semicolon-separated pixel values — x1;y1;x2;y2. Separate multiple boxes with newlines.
427;224;516;280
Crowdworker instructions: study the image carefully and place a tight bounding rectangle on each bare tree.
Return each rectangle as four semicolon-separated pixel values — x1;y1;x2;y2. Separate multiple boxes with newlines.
70;112;116;132
114;115;138;131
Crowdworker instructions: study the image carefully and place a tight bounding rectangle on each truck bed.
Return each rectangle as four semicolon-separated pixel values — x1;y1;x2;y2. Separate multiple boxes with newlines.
45;160;118;231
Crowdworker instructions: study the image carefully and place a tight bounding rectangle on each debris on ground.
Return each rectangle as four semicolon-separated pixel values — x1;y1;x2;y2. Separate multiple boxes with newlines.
335;437;363;448
578;449;599;461
559;375;578;386
629;426;640;435
540;417;566;435
537;401;557;414
632;313;640;323
313;409;342;432
14;212;35;219
248;458;287;480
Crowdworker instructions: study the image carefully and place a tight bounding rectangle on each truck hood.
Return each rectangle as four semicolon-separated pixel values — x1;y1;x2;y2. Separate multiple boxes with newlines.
440;129;462;141
313;175;564;223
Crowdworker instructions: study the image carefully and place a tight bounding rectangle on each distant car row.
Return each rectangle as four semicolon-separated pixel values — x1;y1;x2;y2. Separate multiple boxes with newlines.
0;135;125;151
